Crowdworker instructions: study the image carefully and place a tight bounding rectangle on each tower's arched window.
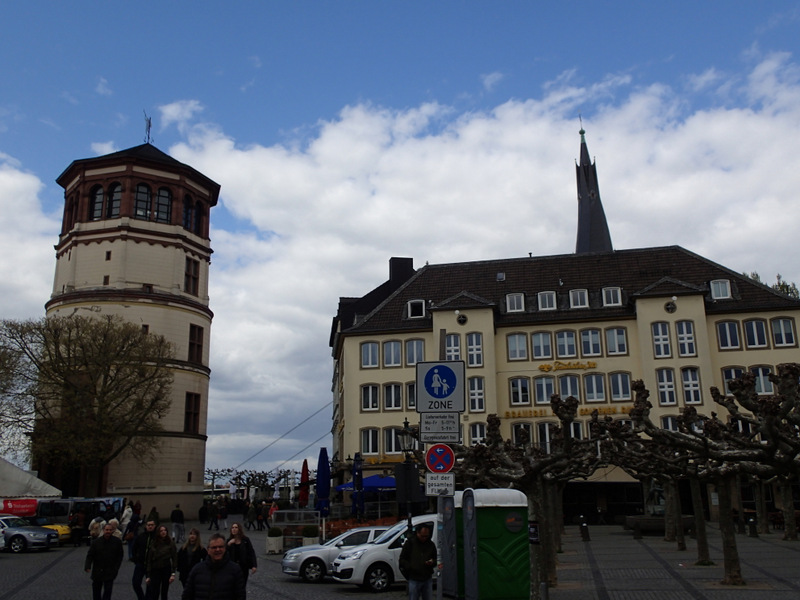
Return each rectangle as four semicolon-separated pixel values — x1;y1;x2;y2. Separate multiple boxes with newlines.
134;184;151;220
193;201;204;235
106;183;121;219
182;196;194;230
89;185;104;221
155;187;172;223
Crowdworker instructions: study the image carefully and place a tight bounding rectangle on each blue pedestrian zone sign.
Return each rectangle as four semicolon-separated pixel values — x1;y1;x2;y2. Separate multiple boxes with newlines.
415;361;465;413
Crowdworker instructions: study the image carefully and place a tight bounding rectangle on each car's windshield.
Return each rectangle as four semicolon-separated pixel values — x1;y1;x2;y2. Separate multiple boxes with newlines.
371;521;406;545
323;531;348;547
3;517;29;527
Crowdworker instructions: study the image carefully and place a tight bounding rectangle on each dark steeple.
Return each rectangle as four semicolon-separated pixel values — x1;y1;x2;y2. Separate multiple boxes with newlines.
575;129;613;254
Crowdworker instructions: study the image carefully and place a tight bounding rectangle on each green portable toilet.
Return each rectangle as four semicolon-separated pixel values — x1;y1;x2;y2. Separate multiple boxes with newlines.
462;488;529;600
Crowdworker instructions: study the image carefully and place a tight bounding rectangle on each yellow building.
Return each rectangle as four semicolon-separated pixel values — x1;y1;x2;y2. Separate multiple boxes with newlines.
329;133;800;519
39;143;218;512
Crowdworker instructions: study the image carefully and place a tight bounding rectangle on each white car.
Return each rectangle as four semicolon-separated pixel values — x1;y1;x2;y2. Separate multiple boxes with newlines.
281;525;388;583
331;515;437;592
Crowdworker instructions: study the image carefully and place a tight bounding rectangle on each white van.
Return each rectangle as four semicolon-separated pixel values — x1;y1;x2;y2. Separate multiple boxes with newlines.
331;514;437;592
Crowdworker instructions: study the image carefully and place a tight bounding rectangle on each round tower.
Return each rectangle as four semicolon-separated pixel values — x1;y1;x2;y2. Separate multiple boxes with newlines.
45;143;219;510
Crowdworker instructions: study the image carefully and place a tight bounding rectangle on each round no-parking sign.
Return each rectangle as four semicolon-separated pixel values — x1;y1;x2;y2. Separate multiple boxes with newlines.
425;443;455;473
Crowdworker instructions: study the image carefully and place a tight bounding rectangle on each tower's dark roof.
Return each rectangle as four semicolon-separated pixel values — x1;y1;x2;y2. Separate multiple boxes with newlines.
575;129;613;254
332;246;800;343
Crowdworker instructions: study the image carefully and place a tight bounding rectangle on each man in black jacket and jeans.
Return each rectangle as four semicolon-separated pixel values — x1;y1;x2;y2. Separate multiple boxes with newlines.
85;523;124;600
182;533;244;600
131;519;156;600
399;524;437;600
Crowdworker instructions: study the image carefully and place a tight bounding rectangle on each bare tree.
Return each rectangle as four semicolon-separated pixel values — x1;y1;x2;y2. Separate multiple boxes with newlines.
0;315;174;495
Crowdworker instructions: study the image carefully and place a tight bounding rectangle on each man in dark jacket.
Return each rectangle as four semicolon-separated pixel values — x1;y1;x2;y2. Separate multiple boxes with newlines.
131;519;157;600
399;524;437;600
182;533;245;600
85;523;124;600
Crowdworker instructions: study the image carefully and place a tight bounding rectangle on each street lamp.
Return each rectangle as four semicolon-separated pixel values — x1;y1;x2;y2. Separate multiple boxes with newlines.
397;418;417;533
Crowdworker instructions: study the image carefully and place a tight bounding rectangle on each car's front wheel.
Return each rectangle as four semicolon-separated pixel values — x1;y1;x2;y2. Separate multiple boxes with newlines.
9;536;26;553
300;558;325;583
364;563;393;592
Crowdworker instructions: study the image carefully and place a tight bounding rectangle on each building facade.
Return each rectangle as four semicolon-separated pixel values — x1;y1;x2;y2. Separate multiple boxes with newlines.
41;144;218;511
330;134;800;518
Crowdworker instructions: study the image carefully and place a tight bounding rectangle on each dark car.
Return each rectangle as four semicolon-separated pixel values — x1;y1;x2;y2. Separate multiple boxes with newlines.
0;514;59;553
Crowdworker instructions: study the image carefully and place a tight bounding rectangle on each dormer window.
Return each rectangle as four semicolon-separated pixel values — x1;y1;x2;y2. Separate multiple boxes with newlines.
602;287;621;306
506;293;525;313
710;279;731;300
407;299;426;319
569;289;589;308
538;291;556;311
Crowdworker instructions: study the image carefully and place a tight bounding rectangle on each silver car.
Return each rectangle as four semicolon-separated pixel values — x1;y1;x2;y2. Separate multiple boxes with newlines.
0;514;59;553
281;525;387;583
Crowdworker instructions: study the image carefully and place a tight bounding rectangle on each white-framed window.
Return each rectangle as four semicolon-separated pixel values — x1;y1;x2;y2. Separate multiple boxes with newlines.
717;321;740;350
507;333;528;361
405;339;424;366
361;385;379;411
603;287;622;306
569;422;583;440
744;320;768;349
406;382;417;409
751;366;773;395
721;367;745;395
556;330;577;357
580;329;602;357
676;320;696;357
609;372;632;401
383;341;402;367
384;383;402;410
661;416;679;431
538;291;556;311
445;334;461;360
407;299;426;319
506;293;525;313
531;332;552;359
510;378;530;405
467;333;483;367
361;342;379;368
584;374;605;402
711;279;731;299
468;377;485;412
537;422;555;453
534;376;554;404
682;367;702;404
772;318;796;347
656;368;676;405
652;322;671;358
513;422;533;446
570;289;589;308
559;375;580;401
384;428;403;454
470;422;486;445
605;327;627;355
361;428;379;454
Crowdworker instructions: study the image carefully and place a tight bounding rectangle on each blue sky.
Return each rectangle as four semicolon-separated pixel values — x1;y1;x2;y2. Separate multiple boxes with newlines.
2;2;800;475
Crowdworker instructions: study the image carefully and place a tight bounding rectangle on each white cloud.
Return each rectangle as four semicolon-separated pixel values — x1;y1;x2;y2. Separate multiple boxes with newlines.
158;100;204;133
95;77;113;96
481;71;504;92
91;141;117;155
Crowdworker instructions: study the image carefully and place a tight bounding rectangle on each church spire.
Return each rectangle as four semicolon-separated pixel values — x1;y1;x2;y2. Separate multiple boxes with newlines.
575;128;613;254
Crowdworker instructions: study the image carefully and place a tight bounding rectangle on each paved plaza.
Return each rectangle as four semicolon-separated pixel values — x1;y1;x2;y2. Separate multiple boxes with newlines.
3;520;800;599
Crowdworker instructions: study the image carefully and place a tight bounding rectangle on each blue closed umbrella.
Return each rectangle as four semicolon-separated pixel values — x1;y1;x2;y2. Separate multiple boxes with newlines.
314;447;330;517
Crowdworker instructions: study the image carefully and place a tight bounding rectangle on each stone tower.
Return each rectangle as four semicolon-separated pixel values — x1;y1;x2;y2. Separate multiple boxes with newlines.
44;143;219;510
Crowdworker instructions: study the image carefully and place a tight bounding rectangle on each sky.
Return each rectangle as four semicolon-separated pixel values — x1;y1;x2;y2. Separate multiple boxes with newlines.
2;2;800;476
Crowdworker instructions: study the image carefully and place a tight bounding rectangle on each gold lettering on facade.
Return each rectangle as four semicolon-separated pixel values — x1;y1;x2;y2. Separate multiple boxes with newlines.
538;360;597;372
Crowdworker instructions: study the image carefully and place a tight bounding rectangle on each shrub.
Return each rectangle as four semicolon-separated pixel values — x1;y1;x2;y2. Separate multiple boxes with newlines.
268;526;283;537
302;524;319;537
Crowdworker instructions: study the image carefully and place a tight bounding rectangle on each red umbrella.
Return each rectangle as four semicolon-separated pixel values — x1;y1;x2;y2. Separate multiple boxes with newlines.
298;459;310;508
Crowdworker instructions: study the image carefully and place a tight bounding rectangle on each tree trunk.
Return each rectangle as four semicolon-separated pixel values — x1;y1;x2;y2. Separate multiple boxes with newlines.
780;483;797;541
717;478;745;585
542;481;558;587
663;480;677;542
754;479;769;534
526;486;545;600
735;475;746;534
690;478;713;565
672;480;686;551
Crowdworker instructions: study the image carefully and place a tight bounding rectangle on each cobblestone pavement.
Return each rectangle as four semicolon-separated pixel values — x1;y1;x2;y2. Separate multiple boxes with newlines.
4;520;800;599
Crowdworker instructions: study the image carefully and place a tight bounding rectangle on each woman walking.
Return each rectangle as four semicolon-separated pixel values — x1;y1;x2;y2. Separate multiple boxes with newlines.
177;528;207;586
145;525;177;599
226;522;257;593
